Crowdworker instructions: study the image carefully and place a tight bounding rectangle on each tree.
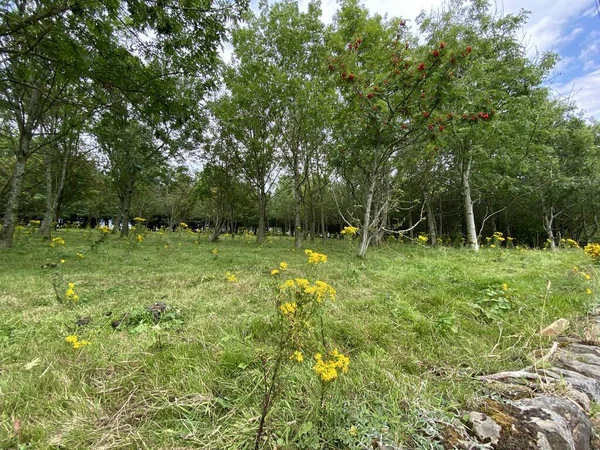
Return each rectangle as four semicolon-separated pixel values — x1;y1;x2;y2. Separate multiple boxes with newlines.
327;0;470;256
0;0;248;248
418;0;554;250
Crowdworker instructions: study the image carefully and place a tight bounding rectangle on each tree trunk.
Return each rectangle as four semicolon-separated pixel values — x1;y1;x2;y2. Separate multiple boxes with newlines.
320;206;326;244
357;178;376;257
119;176;135;238
426;194;437;247
293;156;302;249
210;214;223;242
40;146;70;239
438;197;443;237
257;191;267;244
408;208;414;241
39;151;55;239
462;155;479;251
0;153;27;249
543;209;557;250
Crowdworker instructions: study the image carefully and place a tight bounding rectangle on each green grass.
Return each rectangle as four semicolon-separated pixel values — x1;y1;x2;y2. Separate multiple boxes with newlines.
0;228;597;449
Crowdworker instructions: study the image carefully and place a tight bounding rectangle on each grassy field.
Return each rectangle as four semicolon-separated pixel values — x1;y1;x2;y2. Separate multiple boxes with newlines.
0;228;597;449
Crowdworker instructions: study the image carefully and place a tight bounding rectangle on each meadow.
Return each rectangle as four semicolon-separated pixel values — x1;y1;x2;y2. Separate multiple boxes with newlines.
0;228;597;449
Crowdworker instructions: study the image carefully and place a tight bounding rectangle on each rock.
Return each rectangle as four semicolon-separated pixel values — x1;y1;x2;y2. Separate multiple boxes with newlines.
148;302;168;322
540;368;600;403
560;350;600;367
509;396;591;450
468;411;501;445
75;317;91;327
556;354;600;379
541;319;570;338
566;344;600;359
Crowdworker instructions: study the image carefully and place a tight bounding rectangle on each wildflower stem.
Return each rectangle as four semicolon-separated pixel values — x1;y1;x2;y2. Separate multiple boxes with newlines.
254;330;290;450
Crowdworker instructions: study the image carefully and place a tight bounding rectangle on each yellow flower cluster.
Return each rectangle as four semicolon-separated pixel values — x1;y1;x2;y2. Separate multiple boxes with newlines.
341;226;358;236
584;243;600;259
271;262;288;276
98;225;110;233
561;238;580;248
225;271;237;282
313;349;350;382
502;283;508;291
280;302;297;316
137;234;144;243
492;231;505;242
180;222;189;229
65;335;90;349
76;253;84;258
52;237;65;245
211;248;218;256
417;234;428;244
290;350;303;362
305;249;327;264
65;283;79;302
280;279;336;302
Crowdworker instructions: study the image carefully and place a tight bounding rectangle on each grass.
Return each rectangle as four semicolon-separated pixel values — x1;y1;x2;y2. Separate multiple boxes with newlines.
0;228;597;449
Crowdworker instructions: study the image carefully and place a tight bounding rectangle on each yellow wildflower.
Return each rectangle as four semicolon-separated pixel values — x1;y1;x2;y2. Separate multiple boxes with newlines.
502;283;508;291
587;288;592;295
490;244;496;248
52;237;65;245
584;274;592;280
271;269;280;276
291;350;303;362
280;302;297;316
164;245;169;249
179;222;189;229
279;262;288;271
137;234;144;243
305;250;327;264
225;271;237;283
315;280;336;302
76;253;84;258
341;226;358;236
584;243;600;259
65;283;79;302
98;225;110;233
313;349;350;382
295;278;310;288
211;248;218;256
349;425;358;437
281;279;296;291
60;259;65;264
72;339;90;349
65;335;90;349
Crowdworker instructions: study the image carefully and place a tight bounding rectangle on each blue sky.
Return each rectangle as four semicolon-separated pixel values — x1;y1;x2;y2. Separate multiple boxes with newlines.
245;0;600;119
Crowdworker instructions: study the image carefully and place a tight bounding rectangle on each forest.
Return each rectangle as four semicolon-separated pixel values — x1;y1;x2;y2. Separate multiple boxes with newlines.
0;0;597;257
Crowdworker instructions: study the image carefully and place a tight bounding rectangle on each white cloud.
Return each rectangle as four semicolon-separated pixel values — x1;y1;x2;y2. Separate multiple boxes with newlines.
555;69;600;118
556;26;584;45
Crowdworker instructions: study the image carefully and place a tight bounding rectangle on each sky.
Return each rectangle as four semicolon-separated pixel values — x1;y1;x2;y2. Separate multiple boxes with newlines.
243;0;600;119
